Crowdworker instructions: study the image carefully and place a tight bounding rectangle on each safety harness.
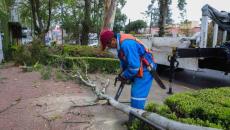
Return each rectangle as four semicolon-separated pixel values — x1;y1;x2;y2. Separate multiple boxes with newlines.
118;34;155;77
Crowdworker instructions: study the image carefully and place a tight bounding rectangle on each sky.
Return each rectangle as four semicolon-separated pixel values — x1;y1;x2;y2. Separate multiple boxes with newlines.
122;0;230;24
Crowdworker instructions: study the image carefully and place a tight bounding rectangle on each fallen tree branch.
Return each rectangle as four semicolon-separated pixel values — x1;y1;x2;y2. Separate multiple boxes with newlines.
97;91;219;130
76;75;219;130
59;61;219;130
100;79;110;94
72;72;96;88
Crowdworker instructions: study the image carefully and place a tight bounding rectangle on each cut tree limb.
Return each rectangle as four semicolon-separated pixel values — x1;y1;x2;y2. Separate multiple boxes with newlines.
75;74;219;130
63;62;219;130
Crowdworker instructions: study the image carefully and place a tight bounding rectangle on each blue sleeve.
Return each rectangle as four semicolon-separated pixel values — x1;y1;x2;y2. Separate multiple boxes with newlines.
120;40;141;79
120;60;126;70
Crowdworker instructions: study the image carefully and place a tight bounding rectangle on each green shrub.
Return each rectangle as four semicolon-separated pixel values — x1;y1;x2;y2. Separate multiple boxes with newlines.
55;69;68;81
12;44;32;65
28;42;50;64
137;88;230;129
11;42;49;65
33;62;44;71
51;44;114;58
128;118;155;130
164;87;230;129
51;55;120;74
40;65;52;80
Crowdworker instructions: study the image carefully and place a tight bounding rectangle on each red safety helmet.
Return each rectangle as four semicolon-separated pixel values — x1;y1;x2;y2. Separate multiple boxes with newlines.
100;29;114;50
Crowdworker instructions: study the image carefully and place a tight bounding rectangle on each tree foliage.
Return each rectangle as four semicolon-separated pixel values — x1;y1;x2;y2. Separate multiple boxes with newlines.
29;0;52;37
113;0;127;33
125;20;147;34
145;0;187;36
18;0;127;44
81;0;91;45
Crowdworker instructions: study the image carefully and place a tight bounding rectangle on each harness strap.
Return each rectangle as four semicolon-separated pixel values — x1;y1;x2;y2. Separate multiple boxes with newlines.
119;34;155;77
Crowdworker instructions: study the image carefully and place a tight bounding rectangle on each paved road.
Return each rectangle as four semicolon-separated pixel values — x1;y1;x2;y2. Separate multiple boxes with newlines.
160;68;230;89
100;68;230;106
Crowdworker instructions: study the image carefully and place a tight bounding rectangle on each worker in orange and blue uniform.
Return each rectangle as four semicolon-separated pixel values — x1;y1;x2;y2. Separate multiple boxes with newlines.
100;29;156;109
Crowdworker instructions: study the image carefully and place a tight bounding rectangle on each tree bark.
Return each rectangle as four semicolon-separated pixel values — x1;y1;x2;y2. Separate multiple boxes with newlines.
158;0;168;37
81;0;91;45
29;0;52;42
30;0;40;34
45;0;51;33
101;0;117;30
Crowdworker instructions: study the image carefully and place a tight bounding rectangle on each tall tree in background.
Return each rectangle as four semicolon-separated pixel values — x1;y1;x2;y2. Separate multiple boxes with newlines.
145;0;160;28
29;0;52;40
91;0;104;33
146;0;187;36
158;0;169;36
102;0;117;30
19;0;127;45
125;20;147;34
81;0;91;45
58;0;84;44
113;0;127;33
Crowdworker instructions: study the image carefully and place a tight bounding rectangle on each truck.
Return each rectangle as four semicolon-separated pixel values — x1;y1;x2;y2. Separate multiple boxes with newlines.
138;4;230;93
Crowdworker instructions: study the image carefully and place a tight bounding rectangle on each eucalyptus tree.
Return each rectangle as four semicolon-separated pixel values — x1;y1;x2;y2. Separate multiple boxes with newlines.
145;0;187;36
102;0;117;30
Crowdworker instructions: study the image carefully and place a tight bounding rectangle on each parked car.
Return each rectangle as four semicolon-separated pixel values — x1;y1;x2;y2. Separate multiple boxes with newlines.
88;33;98;47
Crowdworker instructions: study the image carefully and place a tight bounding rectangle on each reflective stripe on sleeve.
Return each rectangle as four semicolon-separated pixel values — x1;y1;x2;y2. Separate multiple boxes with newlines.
128;67;139;71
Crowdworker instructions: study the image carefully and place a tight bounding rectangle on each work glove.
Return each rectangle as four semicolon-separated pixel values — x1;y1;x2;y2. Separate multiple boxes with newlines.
115;74;132;85
117;74;127;83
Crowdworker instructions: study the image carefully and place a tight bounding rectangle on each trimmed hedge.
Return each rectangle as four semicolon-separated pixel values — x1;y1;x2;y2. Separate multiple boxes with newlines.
164;87;230;130
51;55;120;73
51;44;115;58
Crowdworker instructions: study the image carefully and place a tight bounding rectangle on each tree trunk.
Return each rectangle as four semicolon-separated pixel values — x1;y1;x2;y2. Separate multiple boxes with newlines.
30;0;41;35
81;0;91;45
29;0;52;42
101;0;117;30
44;0;51;33
75;22;80;44
158;0;168;37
